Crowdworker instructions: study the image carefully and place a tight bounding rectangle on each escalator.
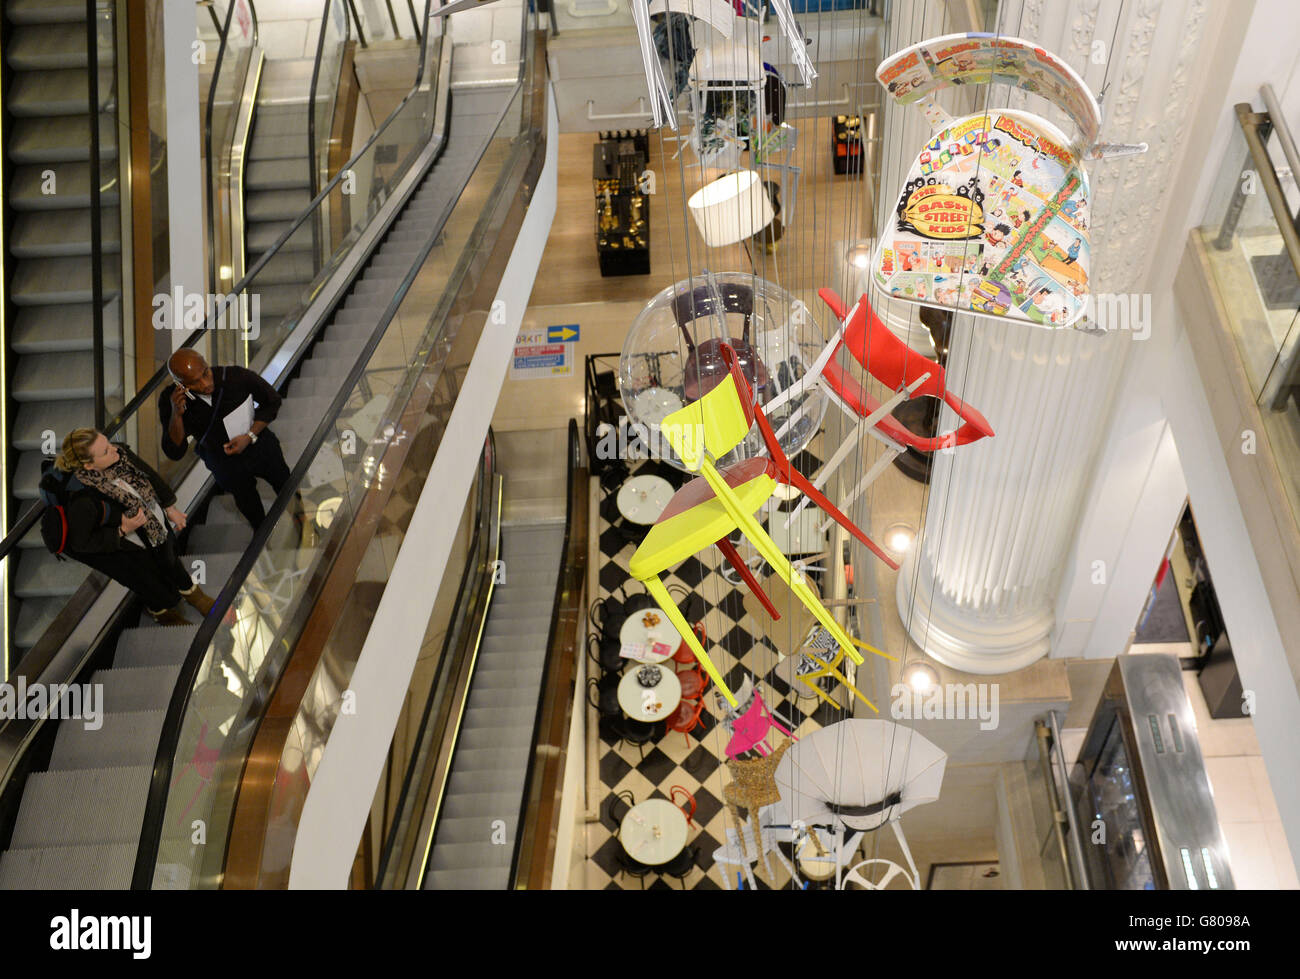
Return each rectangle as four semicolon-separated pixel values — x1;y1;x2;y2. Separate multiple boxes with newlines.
3;0;121;647
378;420;587;890
0;1;552;890
424;515;565;889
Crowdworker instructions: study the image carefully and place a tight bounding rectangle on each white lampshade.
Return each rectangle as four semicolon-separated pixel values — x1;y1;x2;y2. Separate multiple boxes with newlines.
687;170;775;247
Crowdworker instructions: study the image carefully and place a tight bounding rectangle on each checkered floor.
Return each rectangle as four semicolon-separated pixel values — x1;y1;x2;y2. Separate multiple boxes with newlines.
584;452;861;890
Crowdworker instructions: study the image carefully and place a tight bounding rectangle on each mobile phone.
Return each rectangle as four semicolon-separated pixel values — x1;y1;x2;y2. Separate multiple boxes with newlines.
168;365;196;400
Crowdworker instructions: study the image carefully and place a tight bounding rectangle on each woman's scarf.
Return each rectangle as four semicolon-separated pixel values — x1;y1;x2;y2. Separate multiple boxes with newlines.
76;449;170;546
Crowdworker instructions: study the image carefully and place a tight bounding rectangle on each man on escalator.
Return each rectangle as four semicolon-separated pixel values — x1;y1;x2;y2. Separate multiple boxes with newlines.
159;349;293;531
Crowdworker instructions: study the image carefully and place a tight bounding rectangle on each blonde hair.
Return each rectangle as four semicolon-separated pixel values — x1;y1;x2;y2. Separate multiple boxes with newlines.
55;428;101;473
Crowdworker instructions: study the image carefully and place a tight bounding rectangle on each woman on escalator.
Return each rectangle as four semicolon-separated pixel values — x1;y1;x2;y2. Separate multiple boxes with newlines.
43;428;215;626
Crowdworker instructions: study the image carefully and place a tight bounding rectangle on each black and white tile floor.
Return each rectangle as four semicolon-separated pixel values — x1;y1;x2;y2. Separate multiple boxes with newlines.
584;453;860;890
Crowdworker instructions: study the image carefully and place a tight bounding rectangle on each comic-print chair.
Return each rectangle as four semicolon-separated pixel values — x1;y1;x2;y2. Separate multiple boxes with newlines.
872;33;1145;330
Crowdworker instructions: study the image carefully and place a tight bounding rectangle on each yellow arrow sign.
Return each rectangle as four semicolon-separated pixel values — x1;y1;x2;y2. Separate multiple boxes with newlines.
547;325;579;342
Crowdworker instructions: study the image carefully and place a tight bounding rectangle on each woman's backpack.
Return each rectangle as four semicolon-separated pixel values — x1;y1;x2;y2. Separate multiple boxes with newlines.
37;462;110;558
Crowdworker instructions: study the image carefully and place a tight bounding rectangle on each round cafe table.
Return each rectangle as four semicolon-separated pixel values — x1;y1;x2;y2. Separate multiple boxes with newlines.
617;664;682;722
632;387;684;426
619;608;684;663
620;798;689;865
617;474;674;525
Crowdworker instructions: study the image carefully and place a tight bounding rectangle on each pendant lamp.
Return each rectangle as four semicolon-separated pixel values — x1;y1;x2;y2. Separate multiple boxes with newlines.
687;170;774;247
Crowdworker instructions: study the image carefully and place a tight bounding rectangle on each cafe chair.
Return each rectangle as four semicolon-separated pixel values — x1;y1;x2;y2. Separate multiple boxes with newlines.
872;34;1145;329
659;844;700;888
628;342;896;707
608;789;637;828
603;715;662;761
665;697;706;748
617;850;655;889
587;634;626;675
676;662;709;701
587;674;622;718
672;621;707;668
669;785;698;827
766;288;994;532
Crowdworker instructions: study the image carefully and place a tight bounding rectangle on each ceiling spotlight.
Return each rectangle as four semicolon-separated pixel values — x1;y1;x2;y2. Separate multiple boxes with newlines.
846;240;875;270
904;660;940;693
886;523;915;556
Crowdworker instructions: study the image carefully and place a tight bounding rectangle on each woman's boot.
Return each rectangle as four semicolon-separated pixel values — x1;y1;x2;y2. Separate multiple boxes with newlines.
180;584;215;616
148;605;189;626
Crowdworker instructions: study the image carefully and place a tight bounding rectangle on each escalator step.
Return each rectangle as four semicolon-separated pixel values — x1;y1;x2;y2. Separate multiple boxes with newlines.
12;548;88;597
436;746;530;775
11;208;121;258
113;625;201;669
13;450;53;500
7;0;86;25
246;158;311;191
10;255;120;306
186;522;254;554
49;709;165;769
465;686;542;711
8;766;151;850
246;188;313;223
439;792;527;822
8;68;116;117
445;769;531;796
12;304;120;354
246;221;313;254
9;163;120;210
424;845;514;882
0;842;138;890
91;665;183;714
456;726;535;753
424;867;511;890
5;24;104;71
11;350;123;400
431;815;523;846
8;114;117;164
244;249;315;286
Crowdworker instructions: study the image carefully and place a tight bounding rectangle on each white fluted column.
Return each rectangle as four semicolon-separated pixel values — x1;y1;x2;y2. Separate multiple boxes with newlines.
897;318;1129;672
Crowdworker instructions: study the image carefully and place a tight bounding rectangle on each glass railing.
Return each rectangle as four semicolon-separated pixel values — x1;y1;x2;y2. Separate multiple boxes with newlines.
1197;85;1300;523
0;0;443;668
135;1;544;888
203;0;258;303
350;0;425;45
309;0;352;265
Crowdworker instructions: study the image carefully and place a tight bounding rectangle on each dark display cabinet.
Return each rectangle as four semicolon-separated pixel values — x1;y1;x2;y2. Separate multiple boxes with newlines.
594;130;650;276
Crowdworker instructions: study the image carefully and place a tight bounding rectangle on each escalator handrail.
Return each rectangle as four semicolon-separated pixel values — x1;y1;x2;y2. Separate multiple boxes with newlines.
306;0;351;205
132;23;456;887
203;0;258;311
0;0;437;563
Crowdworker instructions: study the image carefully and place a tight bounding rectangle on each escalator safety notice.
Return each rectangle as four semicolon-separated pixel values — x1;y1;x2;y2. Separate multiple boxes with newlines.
511;325;576;379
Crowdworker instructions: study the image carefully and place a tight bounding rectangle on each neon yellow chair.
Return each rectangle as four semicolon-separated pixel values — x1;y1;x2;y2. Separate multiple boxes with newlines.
628;343;892;707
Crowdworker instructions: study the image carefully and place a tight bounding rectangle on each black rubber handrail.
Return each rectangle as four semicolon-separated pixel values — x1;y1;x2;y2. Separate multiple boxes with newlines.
0;0;437;563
